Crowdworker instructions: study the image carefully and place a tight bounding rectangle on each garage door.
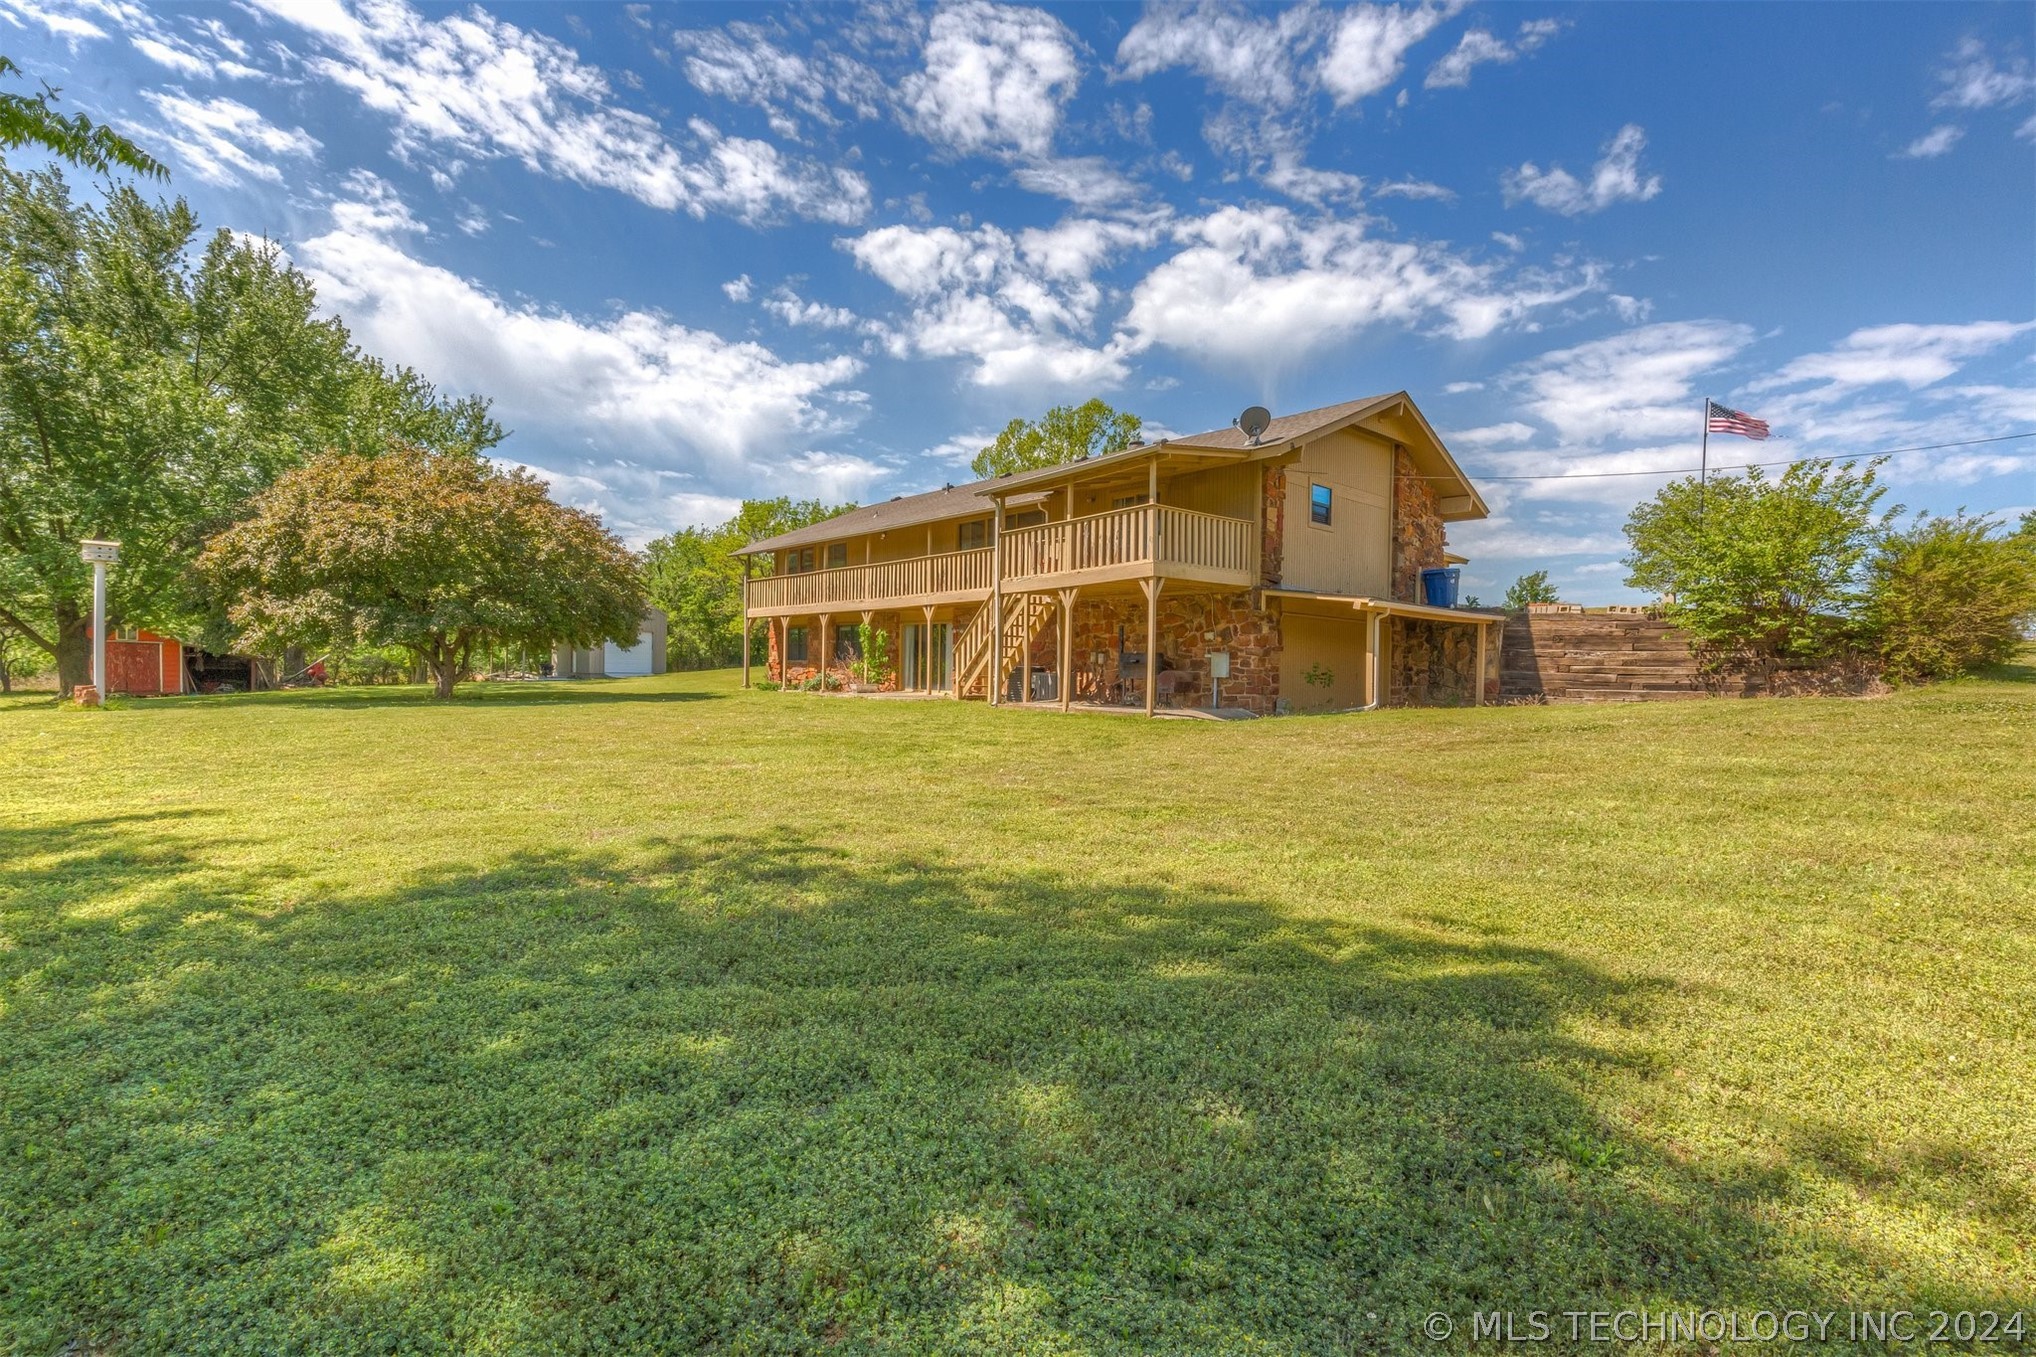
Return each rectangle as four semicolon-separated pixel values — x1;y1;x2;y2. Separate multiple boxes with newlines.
603;636;653;676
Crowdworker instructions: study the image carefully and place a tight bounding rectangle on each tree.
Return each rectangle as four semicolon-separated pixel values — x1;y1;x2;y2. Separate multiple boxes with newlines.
1623;460;1894;670
1503;570;1561;609
0;164;502;694
972;399;1142;478
1862;514;2036;683
0;623;45;692
643;497;852;669
200;446;644;699
0;56;165;178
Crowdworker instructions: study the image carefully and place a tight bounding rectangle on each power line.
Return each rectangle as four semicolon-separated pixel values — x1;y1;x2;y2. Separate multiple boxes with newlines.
1460;429;2036;483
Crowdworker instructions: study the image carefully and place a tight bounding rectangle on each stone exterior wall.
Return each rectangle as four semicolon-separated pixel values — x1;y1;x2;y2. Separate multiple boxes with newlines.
1260;464;1285;586
1066;590;1282;714
1390;447;1447;603
765;615;905;690
1387;616;1486;706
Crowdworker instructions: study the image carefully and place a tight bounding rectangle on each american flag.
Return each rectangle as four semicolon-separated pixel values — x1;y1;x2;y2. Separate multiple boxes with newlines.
1706;400;1770;441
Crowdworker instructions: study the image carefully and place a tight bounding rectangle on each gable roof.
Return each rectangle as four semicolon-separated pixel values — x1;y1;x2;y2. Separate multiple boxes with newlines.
734;478;997;556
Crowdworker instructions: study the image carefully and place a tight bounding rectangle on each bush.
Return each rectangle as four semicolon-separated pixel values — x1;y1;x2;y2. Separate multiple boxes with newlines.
1624;460;1893;672
798;673;840;692
1503;571;1561;609
1863;514;2036;683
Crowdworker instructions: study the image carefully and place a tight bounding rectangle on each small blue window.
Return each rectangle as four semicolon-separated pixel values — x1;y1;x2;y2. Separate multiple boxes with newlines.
1310;482;1332;526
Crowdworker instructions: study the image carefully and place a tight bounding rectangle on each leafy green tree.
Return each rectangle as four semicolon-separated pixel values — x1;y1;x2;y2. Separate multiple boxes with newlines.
1863;513;2036;683
972;398;1142;478
1502;570;1561;609
0;622;45;692
1623;460;1894;670
0;56;164;178
201;446;643;699
0;164;501;693
643;497;852;669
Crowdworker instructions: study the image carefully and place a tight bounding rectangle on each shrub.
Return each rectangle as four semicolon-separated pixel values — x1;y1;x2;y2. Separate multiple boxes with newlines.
1863;514;2036;683
855;624;893;688
1624;460;1893;672
1503;571;1561;609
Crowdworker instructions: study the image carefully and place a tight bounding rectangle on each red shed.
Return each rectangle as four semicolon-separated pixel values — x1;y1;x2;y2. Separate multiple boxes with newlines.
97;628;187;696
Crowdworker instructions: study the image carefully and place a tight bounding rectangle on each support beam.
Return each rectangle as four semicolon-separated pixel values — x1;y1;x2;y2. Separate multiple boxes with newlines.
740;557;752;689
1058;587;1077;711
923;605;936;693
1364;608;1381;708
989;501;1005;706
817;614;829;693
1140;576;1165;717
1474;619;1488;708
1019;592;1032;705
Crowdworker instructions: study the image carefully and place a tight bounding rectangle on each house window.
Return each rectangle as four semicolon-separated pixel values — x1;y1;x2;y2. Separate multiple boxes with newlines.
783;547;815;574
1111;494;1149;508
786;626;808;662
826;543;848;569
958;520;988;551
835;627;862;662
1007;509;1046;528
1310;482;1333;526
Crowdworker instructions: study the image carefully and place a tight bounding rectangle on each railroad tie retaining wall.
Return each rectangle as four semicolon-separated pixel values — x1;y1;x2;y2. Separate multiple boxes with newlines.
1499;613;1758;703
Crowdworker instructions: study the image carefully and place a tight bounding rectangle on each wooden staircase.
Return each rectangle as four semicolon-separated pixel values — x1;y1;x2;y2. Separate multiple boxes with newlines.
953;595;1054;699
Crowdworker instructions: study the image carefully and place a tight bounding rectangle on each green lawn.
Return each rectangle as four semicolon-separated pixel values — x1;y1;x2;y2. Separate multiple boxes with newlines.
3;663;2032;1354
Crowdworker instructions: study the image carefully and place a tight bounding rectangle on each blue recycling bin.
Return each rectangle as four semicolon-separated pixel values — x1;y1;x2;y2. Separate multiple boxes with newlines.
1421;566;1461;608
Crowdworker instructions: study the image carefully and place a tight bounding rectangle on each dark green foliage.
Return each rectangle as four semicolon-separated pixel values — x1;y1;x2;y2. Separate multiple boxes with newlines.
973;398;1143;478
0;163;500;692
0;56;165;178
1864;514;2036;683
643;498;852;669
1623;460;1894;669
1502;570;1560;609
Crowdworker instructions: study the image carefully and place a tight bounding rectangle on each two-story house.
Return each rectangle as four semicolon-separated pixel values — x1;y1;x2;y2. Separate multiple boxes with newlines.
734;391;1502;715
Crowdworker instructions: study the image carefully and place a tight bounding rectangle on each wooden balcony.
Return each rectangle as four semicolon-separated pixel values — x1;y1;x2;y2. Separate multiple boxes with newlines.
746;547;993;617
1001;503;1256;592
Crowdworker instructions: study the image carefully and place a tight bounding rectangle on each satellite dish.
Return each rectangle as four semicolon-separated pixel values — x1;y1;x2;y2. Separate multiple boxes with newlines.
1235;406;1272;443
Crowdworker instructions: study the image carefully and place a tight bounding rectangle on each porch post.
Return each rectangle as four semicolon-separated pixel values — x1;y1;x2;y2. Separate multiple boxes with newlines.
817;614;830;693
1058;586;1076;712
860;609;875;687
1474;619;1488;708
1364;608;1381;708
1019;593;1032;705
923;605;937;692
989;499;1005;706
1141;576;1164;717
740;556;751;689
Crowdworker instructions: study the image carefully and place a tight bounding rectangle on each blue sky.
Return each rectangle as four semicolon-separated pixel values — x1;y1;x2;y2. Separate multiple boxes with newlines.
7;0;2033;599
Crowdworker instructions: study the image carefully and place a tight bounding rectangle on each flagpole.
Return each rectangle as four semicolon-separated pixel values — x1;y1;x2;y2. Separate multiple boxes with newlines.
1698;397;1710;519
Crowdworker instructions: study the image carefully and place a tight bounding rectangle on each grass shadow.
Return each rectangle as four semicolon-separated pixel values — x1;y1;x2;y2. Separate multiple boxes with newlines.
2;823;2024;1353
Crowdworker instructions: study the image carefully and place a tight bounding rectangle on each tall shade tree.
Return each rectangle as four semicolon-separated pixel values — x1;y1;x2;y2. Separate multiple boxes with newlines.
0;165;502;692
0;56;165;178
1623;459;1894;670
201;446;645;699
1863;513;2036;683
972;399;1142;479
644;497;852;669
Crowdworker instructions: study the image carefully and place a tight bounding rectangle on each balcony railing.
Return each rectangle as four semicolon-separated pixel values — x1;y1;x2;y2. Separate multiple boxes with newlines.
747;547;993;612
1001;503;1255;586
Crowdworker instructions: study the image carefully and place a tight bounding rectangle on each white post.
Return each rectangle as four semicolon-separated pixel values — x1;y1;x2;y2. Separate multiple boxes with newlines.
80;540;120;697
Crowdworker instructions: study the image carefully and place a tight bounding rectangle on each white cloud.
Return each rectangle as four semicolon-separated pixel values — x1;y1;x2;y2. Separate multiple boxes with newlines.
844;216;1164;388
296;181;875;511
1443;380;1484;393
722;274;754;302
1608;294;1652;323
1373;176;1455;201
1504;124;1662;216
1114;1;1325;108
761;287;862;330
1318;1;1460;106
899;0;1080;160
672;20;884;135
1506;319;1754;444
1746;320;2036;400
1121;204;1603;381
249;0;869;225
0;0;111;42
1897;124;1964;159
1931;37;2036;111
1424;17;1560;89
1447;421;1536;447
1009;155;1146;210
127;89;318;186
